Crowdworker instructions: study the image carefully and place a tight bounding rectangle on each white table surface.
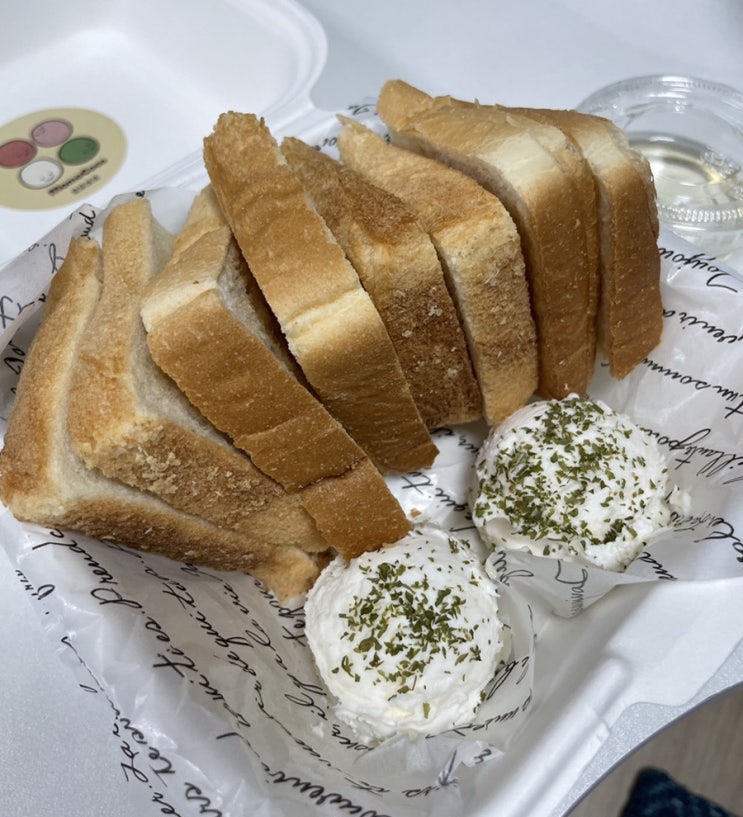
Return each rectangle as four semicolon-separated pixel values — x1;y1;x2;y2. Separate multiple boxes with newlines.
2;1;743;815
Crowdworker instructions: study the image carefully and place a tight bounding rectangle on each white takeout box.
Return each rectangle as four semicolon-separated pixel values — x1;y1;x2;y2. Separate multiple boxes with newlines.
0;0;329;266
2;2;743;817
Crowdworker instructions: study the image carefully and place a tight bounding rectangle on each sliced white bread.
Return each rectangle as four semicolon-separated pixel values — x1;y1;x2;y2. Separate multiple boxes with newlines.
141;189;411;560
280;135;482;429
512;107;662;377
66;197;327;554
0;236;320;601
203;112;438;474
376;79;599;400
336;117;538;426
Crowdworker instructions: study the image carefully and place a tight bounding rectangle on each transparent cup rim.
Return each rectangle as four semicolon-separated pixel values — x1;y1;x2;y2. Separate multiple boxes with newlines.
578;75;743;231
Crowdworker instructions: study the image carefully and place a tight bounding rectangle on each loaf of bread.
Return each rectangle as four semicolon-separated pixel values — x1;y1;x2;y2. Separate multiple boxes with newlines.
0;236;320;601
203;112;438;474
336;117;538;426
281;134;482;428
376;79;600;400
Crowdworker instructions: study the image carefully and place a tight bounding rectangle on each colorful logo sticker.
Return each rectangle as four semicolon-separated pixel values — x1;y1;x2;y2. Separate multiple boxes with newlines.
0;108;126;211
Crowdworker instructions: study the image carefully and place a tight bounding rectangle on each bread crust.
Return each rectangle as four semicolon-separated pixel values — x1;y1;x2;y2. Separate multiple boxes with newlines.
516;108;662;377
65;198;328;554
0;236;319;601
337;118;538;425
203;112;437;473
376;80;598;399
281;136;482;428
142;190;412;559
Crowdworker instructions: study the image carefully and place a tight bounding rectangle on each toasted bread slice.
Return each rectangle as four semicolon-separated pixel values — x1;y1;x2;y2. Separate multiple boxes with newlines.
376;79;599;399
281;135;482;429
203;112;437;474
337;118;538;425
141;189;411;560
0;237;319;601
512;107;662;377
66;198;327;554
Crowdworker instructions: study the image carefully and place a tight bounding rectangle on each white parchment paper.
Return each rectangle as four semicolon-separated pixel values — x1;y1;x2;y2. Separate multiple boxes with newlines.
1;106;743;816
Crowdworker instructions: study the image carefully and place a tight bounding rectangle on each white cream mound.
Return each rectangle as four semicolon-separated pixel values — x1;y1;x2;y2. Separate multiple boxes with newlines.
304;527;508;744
471;396;675;571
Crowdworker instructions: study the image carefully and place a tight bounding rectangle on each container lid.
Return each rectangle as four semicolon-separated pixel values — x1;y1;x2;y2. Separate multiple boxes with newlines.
0;0;327;266
578;75;743;259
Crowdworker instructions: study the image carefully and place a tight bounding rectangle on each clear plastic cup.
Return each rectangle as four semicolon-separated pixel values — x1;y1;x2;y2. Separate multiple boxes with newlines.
578;75;743;260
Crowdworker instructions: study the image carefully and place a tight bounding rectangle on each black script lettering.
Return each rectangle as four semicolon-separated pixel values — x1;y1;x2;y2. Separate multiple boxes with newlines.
263;766;389;816
433;485;468;513
161;580;196;610
649;427;743;484
47;242;64;274
183;783;222;816
144;615;171;643
675;311;743;345
284;690;327;719
90;586;142;608
32;535;118;585
76;205;97;237
224;650;257;676
221;700;251;731
0;293;37;331
347;102;374;116
635;551;676;580
151;791;181;816
658;246;725;279
487;549;535;586
245;618;272;648
642;358;711;392
197;673;224;702
698;517;743;564
152;646;197;678
331;723;372;753
398;470;434;496
120;740;149;784
554;561;589;616
4;340;26;376
404;785;441;798
706;271;741;293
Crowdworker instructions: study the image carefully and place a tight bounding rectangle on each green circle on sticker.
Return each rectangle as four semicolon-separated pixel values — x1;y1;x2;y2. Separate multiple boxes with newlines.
58;136;100;165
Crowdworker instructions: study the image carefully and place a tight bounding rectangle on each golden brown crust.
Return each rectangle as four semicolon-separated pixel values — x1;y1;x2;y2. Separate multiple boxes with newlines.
65;198;328;553
521;109;662;377
300;459;412;560
146;288;366;489
0;235;319;601
337;118;538;425
142;191;411;559
203;112;437;473
376;80;598;399
281;135;482;428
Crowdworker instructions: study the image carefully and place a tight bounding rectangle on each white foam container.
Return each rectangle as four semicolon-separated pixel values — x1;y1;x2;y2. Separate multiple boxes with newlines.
2;3;743;817
0;0;329;266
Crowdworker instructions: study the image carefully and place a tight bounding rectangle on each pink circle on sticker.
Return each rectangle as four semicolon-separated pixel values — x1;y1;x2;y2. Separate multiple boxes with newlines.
31;118;73;147
19;158;63;189
0;139;37;169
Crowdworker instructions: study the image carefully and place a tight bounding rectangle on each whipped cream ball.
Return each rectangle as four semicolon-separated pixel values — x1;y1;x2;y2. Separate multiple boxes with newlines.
304;527;508;744
471;396;674;571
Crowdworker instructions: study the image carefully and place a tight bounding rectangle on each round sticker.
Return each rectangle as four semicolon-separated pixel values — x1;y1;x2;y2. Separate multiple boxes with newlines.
0;108;126;211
